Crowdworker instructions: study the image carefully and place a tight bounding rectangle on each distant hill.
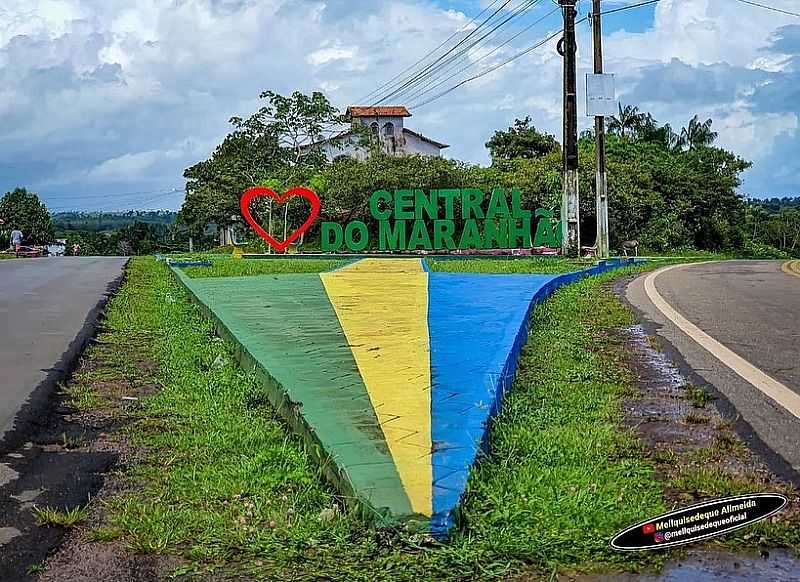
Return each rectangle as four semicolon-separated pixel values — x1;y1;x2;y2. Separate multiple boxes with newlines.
53;210;178;232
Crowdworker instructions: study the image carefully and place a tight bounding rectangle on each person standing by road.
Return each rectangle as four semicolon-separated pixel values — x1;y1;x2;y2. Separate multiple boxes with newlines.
10;227;23;252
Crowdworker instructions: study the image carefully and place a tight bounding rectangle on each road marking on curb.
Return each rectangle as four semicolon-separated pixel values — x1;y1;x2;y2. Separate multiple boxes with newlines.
782;260;800;279
644;263;800;421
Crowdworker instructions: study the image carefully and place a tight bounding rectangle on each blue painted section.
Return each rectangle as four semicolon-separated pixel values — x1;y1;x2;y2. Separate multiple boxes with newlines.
427;258;638;537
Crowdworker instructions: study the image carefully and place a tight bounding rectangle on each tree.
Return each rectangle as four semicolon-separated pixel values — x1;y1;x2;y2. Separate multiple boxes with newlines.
679;115;718;151
607;103;645;139
485;117;559;161
0;187;54;245
180;90;346;241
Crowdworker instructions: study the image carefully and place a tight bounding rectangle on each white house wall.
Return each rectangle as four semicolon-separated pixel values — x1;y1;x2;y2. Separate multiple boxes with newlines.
403;134;442;156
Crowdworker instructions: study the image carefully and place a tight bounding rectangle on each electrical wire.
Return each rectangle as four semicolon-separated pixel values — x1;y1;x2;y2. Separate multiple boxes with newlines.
357;0;506;104
404;1;559;102
598;0;661;16
406;6;561;106
734;0;800;18
411;25;569;110
410;0;669;111
391;0;548;105
371;0;523;105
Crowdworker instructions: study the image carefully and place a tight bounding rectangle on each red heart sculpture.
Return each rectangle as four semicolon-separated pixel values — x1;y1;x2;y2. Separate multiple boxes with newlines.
240;186;321;252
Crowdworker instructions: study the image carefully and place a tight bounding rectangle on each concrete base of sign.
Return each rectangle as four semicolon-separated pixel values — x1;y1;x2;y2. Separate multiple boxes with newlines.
172;257;636;537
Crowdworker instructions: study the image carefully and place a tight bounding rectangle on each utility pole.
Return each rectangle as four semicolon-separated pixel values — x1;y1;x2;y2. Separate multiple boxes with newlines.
558;0;580;257
592;0;610;258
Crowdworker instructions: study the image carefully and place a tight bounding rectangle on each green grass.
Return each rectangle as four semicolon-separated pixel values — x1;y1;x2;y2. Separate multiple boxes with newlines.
682;384;716;408
76;257;800;578
86;258;684;580
428;257;588;274
181;258;347;278
33;505;89;528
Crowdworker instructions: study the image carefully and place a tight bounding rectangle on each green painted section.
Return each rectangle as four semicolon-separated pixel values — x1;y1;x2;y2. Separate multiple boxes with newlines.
172;269;415;522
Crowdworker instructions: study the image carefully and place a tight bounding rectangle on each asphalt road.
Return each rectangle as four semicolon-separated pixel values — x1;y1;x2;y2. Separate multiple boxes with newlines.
0;257;127;445
626;260;800;476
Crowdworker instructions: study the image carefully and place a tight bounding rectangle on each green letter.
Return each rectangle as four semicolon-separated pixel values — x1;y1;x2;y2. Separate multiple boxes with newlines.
415;189;438;220
408;220;433;250
433;220;456;249
461;188;485;220
370;190;392;220
345;221;369;251
507;217;532;248
486;188;511;219
533;209;559;247
510;188;531;219
321;222;343;252
484;219;509;248
394;189;415;220
379;220;407;250
438;189;460;220
458;219;483;250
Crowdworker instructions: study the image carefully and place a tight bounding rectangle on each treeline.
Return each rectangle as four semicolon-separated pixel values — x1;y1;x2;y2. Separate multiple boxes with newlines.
53;210;177;232
177;90;797;257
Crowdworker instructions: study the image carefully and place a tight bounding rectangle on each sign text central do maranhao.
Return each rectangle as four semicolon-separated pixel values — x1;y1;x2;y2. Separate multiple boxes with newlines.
320;188;561;252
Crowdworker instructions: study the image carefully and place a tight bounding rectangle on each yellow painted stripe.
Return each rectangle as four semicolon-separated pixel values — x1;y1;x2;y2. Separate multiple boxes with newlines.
782;260;800;279
338;258;426;274
321;259;432;516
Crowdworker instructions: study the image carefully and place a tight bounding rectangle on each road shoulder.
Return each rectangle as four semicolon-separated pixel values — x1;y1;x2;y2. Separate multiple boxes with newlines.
623;263;800;482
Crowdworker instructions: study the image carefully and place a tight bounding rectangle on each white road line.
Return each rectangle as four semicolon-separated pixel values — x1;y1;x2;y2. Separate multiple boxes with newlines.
644;263;800;421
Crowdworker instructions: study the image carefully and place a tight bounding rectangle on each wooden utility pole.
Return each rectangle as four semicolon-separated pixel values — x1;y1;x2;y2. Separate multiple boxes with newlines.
559;0;580;257
592;0;610;258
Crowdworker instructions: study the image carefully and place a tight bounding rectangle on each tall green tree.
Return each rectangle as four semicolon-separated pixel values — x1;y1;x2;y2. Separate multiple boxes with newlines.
180;90;346;240
485;117;559;161
0;187;54;245
607;104;645;139
679;115;718;150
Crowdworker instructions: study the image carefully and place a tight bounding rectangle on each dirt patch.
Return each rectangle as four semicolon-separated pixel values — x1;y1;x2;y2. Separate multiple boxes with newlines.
38;540;178;582
619;321;799;503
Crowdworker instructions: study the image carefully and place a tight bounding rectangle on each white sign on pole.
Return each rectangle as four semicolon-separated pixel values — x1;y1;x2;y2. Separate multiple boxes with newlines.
586;73;616;117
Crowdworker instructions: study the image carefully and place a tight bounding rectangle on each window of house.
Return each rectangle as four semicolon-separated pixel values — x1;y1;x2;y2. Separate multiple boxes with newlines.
383;122;394;137
370;122;379;137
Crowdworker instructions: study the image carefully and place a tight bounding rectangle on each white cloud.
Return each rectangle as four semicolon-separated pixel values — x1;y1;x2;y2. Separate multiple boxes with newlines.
1;0;799;210
307;46;356;66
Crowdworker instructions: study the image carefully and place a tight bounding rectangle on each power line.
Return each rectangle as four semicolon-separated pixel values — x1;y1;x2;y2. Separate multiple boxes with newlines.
395;0;549;105
409;0;668;111
378;0;546;106
734;0;800;18
411;26;567;110
46;186;184;203
598;0;661;17
357;0;506;104
371;0;521;105
48;187;184;211
403;2;557;105
406;6;561;106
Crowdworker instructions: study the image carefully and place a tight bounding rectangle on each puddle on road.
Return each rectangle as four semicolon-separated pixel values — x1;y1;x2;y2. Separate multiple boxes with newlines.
588;549;800;581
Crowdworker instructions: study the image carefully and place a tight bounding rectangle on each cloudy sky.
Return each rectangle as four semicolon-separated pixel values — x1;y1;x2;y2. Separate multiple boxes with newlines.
1;0;798;211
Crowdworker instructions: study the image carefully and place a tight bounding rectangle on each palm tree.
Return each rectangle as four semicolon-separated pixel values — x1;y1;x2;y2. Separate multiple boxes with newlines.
679;115;718;150
607;103;645;139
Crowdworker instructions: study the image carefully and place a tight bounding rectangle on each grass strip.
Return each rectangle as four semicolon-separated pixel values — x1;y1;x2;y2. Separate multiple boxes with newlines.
181;258;346;278
428;257;587;274
85;258;789;580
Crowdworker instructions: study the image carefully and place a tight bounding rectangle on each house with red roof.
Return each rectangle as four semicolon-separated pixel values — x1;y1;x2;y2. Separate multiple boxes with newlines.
311;106;448;161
